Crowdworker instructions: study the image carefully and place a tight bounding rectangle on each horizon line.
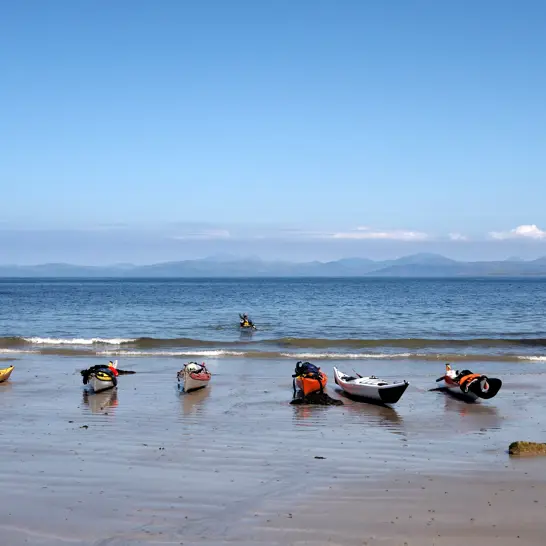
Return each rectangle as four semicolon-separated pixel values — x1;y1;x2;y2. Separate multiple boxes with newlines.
1;252;546;269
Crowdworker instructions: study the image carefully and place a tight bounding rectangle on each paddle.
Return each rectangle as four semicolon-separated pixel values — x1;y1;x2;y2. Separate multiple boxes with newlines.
109;359;135;375
352;368;363;378
79;367;135;375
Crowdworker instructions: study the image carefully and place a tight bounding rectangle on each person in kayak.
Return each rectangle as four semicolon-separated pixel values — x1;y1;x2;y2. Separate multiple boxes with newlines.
239;313;254;328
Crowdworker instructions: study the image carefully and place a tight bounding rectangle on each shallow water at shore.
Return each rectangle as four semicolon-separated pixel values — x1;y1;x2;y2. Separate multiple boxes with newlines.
3;278;546;364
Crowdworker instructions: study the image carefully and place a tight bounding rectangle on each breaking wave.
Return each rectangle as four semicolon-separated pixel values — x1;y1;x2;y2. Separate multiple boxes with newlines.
0;335;545;362
1;335;546;350
23;337;135;345
1;346;545;363
97;349;246;358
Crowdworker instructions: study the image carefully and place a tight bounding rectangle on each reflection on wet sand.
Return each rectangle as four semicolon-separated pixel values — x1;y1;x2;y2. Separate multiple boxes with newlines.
335;388;404;421
179;384;211;416
0;381;13;393
339;394;405;437
291;388;405;435
442;393;502;432
291;404;333;424
442;392;500;414
82;389;118;414
432;385;482;404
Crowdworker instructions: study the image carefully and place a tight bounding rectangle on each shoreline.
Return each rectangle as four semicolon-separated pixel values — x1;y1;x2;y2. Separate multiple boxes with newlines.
2;347;546;364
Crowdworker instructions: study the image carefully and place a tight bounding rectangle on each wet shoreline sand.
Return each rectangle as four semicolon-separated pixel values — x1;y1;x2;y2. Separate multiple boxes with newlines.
236;467;546;546
1;354;545;544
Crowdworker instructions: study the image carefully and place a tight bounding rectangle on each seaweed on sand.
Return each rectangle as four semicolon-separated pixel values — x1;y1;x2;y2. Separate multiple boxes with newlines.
290;391;344;406
509;441;546;456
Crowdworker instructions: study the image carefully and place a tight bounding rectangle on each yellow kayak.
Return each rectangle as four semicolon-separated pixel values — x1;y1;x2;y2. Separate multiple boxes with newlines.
0;365;14;383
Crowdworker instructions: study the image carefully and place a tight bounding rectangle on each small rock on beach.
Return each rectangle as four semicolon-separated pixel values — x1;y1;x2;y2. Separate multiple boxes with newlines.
509;441;546;456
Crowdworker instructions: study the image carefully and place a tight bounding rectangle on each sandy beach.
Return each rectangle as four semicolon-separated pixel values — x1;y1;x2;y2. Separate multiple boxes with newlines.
1;354;546;545
0;355;546;546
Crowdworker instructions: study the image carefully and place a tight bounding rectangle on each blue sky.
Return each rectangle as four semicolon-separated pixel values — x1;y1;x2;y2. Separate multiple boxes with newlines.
1;0;546;263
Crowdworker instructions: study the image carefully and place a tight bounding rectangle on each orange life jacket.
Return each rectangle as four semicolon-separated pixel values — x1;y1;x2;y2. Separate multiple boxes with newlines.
297;372;327;396
459;373;481;388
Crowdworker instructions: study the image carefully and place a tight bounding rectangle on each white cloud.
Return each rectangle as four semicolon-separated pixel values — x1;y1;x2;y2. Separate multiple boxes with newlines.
267;228;329;239
489;224;546;240
331;227;429;241
172;229;231;240
165;224;475;243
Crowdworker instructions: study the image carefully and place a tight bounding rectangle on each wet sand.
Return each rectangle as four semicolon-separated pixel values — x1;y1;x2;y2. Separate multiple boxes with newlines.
1;355;546;544
235;468;546;546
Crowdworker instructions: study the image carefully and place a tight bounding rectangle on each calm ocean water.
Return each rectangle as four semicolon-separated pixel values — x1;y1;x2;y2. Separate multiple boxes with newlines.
1;277;546;362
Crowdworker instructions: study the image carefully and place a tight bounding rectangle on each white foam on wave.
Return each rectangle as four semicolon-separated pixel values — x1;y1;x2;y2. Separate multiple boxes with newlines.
96;349;416;360
0;348;39;354
280;352;413;360
24;337;135;346
97;349;245;357
518;355;546;362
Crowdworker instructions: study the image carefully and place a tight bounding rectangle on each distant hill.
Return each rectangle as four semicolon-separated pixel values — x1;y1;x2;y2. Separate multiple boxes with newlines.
2;253;546;277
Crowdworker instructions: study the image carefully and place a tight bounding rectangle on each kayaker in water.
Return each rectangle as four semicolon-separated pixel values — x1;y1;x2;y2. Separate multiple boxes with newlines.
239;313;254;328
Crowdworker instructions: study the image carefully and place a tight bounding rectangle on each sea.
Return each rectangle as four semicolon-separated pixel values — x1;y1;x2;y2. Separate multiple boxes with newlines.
1;277;546;363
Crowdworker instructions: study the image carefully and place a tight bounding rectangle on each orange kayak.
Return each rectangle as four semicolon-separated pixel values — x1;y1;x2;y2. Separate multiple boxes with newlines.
295;371;328;397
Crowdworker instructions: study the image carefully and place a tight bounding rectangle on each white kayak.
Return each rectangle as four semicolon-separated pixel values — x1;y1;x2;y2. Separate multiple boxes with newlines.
82;360;118;393
177;362;212;393
333;367;409;404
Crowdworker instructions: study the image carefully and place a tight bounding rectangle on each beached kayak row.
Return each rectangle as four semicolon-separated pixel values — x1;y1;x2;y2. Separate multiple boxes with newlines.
1;359;503;406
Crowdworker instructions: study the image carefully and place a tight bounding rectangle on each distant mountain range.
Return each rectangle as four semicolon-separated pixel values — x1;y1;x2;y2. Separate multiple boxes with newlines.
3;253;546;277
